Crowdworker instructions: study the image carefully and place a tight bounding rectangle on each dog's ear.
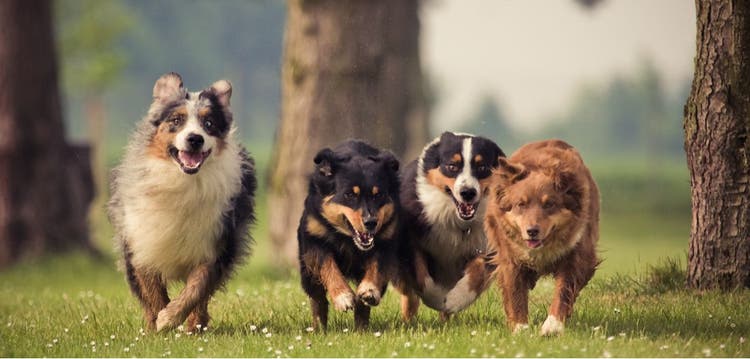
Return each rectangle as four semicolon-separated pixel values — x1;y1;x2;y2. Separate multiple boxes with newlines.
209;79;232;107
153;72;184;103
313;148;337;178
555;171;583;213
375;151;399;173
495;157;527;184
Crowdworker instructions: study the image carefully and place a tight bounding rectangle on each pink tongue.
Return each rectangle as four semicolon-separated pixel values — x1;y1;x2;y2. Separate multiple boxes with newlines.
179;151;204;168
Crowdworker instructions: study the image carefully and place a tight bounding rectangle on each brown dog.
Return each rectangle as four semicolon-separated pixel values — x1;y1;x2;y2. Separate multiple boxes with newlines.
484;139;599;336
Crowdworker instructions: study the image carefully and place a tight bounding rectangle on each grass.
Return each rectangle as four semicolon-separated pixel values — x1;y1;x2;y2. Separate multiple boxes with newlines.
2;157;746;357
0;253;748;357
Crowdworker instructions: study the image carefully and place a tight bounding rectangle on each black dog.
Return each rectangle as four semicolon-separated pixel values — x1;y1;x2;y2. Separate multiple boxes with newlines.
297;140;400;330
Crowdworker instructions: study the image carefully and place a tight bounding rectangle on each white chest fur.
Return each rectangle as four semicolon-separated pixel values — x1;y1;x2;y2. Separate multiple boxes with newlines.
120;145;242;280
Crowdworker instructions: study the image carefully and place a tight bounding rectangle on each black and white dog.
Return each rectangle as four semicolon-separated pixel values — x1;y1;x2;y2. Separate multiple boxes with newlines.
395;132;504;320
108;72;256;332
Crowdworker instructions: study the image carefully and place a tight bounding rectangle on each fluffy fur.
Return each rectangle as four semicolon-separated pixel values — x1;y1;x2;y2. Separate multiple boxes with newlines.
297;140;400;330
108;72;256;332
484;139;599;336
394;132;505;320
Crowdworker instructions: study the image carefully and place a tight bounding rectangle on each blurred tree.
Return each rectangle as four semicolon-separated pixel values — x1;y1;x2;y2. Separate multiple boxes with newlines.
56;0;131;235
268;0;429;266
0;0;94;267
684;0;750;290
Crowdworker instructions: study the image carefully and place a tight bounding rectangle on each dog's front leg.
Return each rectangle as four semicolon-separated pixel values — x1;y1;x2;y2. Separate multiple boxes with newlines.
319;255;355;312
156;263;217;332
356;256;386;307
542;254;596;336
443;255;494;314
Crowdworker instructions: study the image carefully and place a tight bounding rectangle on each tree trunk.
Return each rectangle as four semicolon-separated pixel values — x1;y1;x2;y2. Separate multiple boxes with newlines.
684;0;750;290
268;0;428;267
0;0;94;267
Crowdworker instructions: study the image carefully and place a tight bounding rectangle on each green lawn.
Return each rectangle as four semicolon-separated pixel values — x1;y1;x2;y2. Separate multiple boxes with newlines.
1;160;747;357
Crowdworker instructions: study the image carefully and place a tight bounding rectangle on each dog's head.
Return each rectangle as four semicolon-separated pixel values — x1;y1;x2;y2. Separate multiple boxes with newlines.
490;158;583;249
419;132;504;221
313;141;400;251
145;72;233;175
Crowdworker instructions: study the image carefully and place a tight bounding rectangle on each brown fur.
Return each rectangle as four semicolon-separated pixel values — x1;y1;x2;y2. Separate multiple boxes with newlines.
147;121;180;161
485;139;599;335
321;195;365;235
425;168;456;192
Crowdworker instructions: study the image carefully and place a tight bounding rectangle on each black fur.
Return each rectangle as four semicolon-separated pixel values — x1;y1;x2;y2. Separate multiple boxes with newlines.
298;140;400;329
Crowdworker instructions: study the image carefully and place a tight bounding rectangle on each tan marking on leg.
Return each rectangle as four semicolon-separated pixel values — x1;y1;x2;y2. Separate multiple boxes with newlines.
156;264;216;332
319;256;354;312
186;298;210;333
133;268;170;331
357;258;385;306
400;292;420;322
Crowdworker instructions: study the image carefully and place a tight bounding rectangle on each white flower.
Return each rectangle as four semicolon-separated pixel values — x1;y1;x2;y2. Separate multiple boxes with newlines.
404;342;411;348
262;327;268;334
249;325;257;331
265;333;272;338
288;345;294;350
90;341;96;346
198;347;204;352
327;342;333;346
274;350;282;355
343;328;349;333
63;328;68;333
110;334;116;340
52;338;58;344
175;333;181;338
104;342;109;346
374;331;382;338
295;336;302;341
124;347;130;352
470;349;477;354
305;327;314;333
46;343;53;348
606;336;615;341
471;330;477;336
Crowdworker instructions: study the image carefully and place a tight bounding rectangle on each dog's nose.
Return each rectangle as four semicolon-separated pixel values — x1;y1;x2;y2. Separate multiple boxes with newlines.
364;217;378;232
526;226;540;239
459;187;477;201
186;133;204;150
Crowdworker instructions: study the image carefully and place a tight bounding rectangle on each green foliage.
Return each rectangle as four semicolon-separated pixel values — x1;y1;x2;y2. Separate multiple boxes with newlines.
56;0;132;94
536;58;690;160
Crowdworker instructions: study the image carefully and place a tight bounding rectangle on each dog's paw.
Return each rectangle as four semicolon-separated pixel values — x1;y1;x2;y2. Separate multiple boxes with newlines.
356;282;381;307
156;308;182;332
540;315;564;336
443;276;478;314
332;291;355;312
512;322;530;334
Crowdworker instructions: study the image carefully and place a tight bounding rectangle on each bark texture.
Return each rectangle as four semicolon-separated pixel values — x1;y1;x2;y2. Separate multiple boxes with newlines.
0;0;94;267
684;0;750;290
268;0;428;266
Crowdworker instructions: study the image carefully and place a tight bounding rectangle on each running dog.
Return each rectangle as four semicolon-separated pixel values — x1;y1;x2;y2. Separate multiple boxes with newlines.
297;140;400;330
485;139;599;336
108;72;256;332
395;132;505;320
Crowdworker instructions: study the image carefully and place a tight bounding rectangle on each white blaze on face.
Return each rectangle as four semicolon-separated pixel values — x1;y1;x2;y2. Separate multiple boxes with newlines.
453;137;480;204
173;93;217;153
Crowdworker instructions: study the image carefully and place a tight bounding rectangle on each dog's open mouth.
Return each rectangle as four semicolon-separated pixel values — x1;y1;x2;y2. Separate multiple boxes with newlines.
526;239;543;249
345;218;375;251
445;186;478;221
169;146;211;174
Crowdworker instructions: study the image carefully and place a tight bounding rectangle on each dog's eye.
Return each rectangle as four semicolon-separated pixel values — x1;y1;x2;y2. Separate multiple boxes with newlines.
477;165;488;172
373;192;384;199
516;202;526;209
344;191;357;200
204;119;213;128
446;164;460;172
170;117;182;126
543;201;555;209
